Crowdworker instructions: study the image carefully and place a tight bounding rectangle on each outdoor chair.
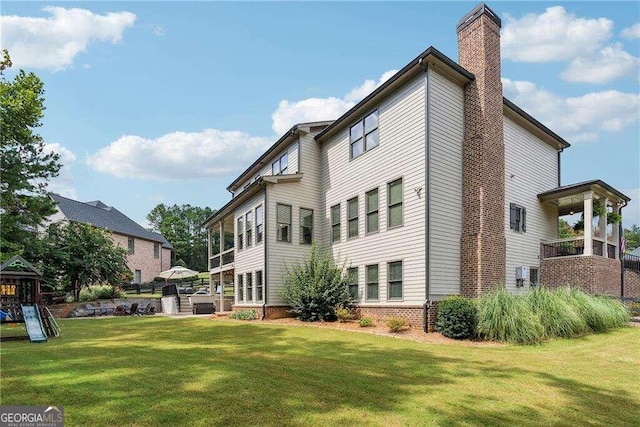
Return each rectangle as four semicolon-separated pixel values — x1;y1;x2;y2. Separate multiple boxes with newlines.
136;303;151;315
114;305;126;316
125;303;139;315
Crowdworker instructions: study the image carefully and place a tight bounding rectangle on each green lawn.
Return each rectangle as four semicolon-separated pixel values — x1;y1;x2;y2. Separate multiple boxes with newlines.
1;318;639;426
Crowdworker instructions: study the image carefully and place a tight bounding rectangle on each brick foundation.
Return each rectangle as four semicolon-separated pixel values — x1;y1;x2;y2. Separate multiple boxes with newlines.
355;305;424;329
624;269;640;298
541;256;622;296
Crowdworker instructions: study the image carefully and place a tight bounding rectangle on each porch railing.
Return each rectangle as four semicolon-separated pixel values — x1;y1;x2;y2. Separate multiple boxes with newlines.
623;254;640;272
209;248;235;271
541;237;617;259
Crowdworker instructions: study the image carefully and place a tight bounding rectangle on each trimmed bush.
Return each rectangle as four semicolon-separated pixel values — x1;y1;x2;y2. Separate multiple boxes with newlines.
386;317;407;333
477;288;544;345
229;309;257;320
79;285;124;301
280;243;353;321
436;296;477;340
359;317;374;327
336;306;352;323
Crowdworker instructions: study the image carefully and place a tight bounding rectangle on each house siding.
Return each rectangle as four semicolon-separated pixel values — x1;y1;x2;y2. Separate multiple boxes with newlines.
265;132;321;305
233;140;299;197
321;73;426;306
428;69;464;299
504;116;558;292
234;192;266;304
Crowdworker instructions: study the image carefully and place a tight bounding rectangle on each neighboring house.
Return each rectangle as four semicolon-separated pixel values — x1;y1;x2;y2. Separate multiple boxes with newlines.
48;194;173;284
203;3;633;327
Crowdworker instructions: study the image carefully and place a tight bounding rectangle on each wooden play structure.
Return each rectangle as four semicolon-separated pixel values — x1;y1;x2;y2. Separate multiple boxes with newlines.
0;255;60;342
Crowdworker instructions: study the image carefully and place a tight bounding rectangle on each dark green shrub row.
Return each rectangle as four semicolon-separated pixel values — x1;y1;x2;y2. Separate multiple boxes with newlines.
437;287;629;344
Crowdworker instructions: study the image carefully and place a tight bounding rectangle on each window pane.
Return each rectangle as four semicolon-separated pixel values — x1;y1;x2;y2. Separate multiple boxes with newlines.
388;179;403;205
351;138;363;158
389;282;402;299
389;261;402;281
367;283;378;300
347;268;358;284
348;198;358;219
365;128;379;150
366;265;378;283
280;153;288;171
272;160;280;175
277;224;290;242
348;219;358;238
350;121;363;142
277;204;291;224
366;213;378;233
366;189;378;213
389;205;403;228
364;110;378;133
332;225;340;243
331;205;340;225
300;208;313;227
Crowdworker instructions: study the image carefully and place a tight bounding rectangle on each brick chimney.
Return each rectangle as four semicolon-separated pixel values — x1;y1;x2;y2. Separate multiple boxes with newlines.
458;3;506;297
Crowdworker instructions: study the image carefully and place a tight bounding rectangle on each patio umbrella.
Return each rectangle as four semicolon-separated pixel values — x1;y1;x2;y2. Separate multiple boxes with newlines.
158;266;199;281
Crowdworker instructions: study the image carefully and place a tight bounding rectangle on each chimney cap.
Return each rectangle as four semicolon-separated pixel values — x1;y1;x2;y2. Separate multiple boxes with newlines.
457;2;501;33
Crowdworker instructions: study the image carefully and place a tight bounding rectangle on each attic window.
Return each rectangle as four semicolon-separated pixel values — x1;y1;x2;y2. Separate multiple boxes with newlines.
350;110;379;159
510;203;527;233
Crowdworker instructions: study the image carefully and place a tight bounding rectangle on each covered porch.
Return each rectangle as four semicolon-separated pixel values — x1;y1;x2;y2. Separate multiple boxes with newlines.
537;180;630;296
207;214;235;313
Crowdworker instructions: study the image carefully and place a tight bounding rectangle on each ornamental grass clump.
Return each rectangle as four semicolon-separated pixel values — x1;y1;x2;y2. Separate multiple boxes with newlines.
477;287;544;345
558;289;629;332
525;287;587;339
436;296;477;340
280;243;353;321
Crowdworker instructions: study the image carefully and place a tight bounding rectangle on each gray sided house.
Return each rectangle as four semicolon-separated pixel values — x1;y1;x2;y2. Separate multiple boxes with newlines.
48;194;173;284
203;3;633;329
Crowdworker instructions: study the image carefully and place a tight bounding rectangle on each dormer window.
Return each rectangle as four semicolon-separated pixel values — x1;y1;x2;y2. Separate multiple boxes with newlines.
350;110;379;160
272;152;288;175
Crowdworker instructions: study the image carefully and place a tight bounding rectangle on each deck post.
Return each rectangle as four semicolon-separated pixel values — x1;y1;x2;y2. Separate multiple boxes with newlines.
583;192;593;256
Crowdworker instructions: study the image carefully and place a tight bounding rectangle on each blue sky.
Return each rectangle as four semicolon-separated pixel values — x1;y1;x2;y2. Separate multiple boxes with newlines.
2;1;639;227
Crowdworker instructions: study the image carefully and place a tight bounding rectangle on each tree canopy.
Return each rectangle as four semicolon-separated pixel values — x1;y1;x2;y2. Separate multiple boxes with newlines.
624;225;640;252
0;49;61;259
147;204;215;271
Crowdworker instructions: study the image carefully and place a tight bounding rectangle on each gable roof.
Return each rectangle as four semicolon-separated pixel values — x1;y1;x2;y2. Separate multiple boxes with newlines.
50;194;173;249
0;255;42;276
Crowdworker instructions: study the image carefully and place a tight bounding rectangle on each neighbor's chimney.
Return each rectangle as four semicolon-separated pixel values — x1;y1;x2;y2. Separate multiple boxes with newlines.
457;3;506;297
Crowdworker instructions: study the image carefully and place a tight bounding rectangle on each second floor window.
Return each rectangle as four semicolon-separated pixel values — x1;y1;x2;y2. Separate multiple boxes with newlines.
331;204;341;243
388;178;403;228
348;197;359;239
272;152;288;175
300;208;313;244
350;110;379;159
277;203;292;242
246;211;253;247
366;188;379;234
153;242;160;259
128;237;135;255
237;217;244;250
256;205;264;243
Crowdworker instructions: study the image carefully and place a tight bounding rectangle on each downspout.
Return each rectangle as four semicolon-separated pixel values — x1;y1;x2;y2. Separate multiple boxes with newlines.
421;57;431;333
619;200;628;298
262;185;268;320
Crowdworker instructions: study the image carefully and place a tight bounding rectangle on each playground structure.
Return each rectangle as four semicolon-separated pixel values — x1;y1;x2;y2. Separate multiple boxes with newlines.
0;255;60;342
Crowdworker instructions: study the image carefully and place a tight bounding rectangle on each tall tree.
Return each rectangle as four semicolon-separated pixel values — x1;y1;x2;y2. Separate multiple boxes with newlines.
0;49;61;259
558;219;577;239
624;225;640;252
39;222;131;300
147;204;215;271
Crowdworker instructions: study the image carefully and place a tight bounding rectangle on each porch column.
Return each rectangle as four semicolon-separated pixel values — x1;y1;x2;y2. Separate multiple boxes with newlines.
599;198;608;257
583;192;593;256
612;204;621;259
219;221;224;311
207;229;211;269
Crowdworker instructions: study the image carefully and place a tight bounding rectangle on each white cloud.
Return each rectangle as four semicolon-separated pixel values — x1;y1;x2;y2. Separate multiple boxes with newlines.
501;6;613;63
86;129;272;180
44;143;78;199
621;23;640;39
561;43;640;84
503;78;640;142
0;6;136;71
271;69;397;135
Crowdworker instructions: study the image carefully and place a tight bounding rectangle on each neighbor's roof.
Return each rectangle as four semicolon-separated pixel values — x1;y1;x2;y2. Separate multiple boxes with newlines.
50;194;173;249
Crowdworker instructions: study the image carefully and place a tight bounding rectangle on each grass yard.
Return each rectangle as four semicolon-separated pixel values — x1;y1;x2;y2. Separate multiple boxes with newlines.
1;318;639;426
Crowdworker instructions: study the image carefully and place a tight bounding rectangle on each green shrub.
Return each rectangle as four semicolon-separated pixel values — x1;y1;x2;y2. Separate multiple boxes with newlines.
229;309;257;320
336;305;352;323
525;287;587;339
174;259;187;267
359;317;374;327
280;244;353;321
628;301;640;316
79;285;124;301
477;287;544;345
436;296;477;340
558;289;629;332
386;317;407;333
